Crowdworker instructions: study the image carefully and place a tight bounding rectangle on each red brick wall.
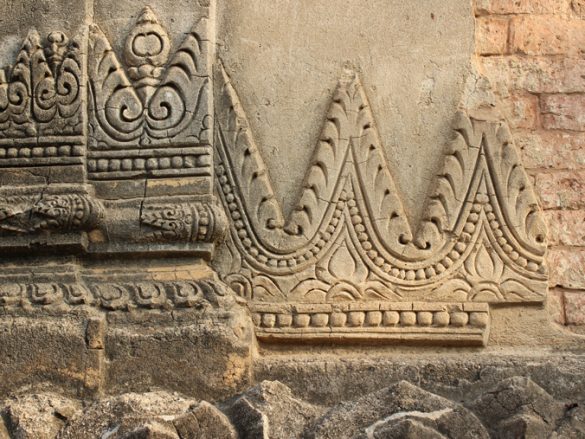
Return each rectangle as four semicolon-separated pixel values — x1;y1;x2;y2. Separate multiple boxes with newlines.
474;0;585;328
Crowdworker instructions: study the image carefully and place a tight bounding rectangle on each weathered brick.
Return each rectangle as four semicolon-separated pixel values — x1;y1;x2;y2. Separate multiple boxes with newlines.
478;57;511;97
564;290;585;324
548;248;585;289
573;0;585;18
481;57;585;94
548;288;566;324
510;16;570;55
534;170;585;209
544;210;585;246
515;130;585;169
570;18;585;55
476;16;509;54
86;317;105;350
541;94;585;131
501;93;540;128
475;0;571;15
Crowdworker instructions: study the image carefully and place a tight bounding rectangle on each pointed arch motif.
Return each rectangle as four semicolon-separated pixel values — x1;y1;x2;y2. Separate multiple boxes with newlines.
213;63;547;309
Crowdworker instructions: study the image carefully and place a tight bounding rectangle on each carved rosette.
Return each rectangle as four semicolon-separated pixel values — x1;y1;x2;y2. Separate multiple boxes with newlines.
213;64;548;311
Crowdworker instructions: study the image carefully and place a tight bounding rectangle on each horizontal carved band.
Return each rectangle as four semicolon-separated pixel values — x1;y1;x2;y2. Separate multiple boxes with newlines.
0;278;230;312
250;302;490;346
0;192;103;235
140;201;227;244
0;144;84;167
87;146;211;180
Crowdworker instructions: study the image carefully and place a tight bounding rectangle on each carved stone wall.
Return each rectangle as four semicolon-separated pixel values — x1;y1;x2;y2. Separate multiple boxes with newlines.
212;62;548;345
0;1;584;436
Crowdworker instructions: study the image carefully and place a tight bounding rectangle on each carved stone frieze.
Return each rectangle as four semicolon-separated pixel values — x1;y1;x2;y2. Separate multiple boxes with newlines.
87;6;212;181
0;29;84;168
140;201;226;244
0;270;233;312
213;63;548;344
0;192;103;235
251;302;490;346
0;2;557;349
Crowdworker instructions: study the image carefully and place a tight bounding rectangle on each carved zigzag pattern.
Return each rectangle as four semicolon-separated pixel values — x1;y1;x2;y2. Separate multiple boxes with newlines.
214;63;548;303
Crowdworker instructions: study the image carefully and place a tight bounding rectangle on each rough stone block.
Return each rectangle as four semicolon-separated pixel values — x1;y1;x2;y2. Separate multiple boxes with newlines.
548;248;585;289
544;210;585;246
564;291;585;325
510;16;570;55
501;92;540;128
515;130;585;169
0;317;90;398
482;56;585;96
541;94;585;131
476;16;509;55
105;318;253;401
534;170;585;210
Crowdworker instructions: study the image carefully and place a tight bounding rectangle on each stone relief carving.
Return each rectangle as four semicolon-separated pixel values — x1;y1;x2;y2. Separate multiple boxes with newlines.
0;193;103;235
0;3;550;347
0;29;84;167
213;63;548;341
250;302;489;346
0;30;83;139
0;275;232;311
87;6;212;181
140;201;226;244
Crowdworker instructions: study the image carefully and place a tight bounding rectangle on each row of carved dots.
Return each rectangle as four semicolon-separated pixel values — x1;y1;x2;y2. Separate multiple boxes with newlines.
196;207;210;240
0;145;82;159
349;190;542;281
473;193;542;272
255;310;488;329
88;155;204;173
217;162;345;268
347;190;464;281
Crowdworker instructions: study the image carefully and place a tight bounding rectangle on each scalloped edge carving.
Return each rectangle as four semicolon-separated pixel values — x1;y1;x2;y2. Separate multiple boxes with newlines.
213;63;548;307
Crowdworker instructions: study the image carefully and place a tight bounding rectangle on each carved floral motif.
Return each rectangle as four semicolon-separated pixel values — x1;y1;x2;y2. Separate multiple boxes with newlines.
0;278;229;311
213;64;548;305
140;201;226;244
0;194;103;234
0;30;82;139
88;7;211;148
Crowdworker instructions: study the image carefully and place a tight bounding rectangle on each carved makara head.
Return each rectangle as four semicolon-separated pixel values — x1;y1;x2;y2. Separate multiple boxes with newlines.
124;7;171;103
